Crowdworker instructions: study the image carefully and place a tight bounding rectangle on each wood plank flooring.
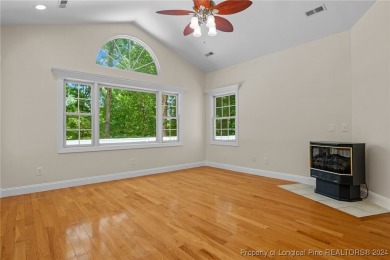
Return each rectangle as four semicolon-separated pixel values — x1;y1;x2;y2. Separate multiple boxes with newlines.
1;166;390;259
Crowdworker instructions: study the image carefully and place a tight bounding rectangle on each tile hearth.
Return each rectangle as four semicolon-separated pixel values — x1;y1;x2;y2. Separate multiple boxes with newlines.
279;183;389;217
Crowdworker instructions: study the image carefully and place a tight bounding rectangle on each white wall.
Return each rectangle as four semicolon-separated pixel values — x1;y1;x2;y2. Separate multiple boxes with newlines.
205;31;352;177
1;24;205;188
351;1;390;198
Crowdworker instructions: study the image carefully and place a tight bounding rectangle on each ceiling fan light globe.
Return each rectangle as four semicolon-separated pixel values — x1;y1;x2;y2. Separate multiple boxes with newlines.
206;15;215;28
190;16;199;29
208;26;217;37
193;27;202;37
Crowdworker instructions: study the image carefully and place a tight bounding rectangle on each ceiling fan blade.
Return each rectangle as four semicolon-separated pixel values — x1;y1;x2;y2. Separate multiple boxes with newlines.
156;10;194;15
214;1;252;15
215;16;233;32
183;23;193;36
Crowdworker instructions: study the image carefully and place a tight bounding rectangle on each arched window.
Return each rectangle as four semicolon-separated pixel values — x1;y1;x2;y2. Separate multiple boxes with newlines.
96;36;160;75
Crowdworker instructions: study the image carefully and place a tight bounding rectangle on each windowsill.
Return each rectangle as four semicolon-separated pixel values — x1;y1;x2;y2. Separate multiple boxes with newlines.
210;141;238;147
58;142;183;154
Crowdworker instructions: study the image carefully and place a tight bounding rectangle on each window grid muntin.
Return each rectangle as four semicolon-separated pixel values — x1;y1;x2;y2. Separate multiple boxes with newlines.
214;94;236;142
162;94;178;142
64;81;93;147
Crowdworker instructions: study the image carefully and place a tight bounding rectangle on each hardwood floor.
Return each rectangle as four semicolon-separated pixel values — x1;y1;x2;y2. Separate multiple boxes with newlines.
1;166;390;259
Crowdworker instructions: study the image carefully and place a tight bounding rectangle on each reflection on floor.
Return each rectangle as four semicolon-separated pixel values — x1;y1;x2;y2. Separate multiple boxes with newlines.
279;183;389;217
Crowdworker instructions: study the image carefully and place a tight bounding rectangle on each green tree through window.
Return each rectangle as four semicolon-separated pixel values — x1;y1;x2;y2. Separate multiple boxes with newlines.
99;86;157;142
96;37;159;75
65;81;92;146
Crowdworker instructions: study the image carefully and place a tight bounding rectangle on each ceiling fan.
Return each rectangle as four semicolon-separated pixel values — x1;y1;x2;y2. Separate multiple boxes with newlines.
156;0;253;37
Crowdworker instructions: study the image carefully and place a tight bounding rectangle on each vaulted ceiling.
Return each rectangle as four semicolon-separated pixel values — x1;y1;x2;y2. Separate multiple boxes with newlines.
1;0;375;72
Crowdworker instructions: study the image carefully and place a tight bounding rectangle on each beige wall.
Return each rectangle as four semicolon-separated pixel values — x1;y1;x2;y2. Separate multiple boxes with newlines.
205;31;352;177
351;1;390;198
1;24;205;188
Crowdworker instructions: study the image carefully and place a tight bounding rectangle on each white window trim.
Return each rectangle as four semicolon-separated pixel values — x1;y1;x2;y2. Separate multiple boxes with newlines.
52;68;185;153
205;84;240;147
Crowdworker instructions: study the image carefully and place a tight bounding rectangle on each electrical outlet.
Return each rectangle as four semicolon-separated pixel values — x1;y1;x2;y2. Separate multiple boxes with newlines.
130;158;135;165
264;157;268;165
329;124;335;132
36;167;43;176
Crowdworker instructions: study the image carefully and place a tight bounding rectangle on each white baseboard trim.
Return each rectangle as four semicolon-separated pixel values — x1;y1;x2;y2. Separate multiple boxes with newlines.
205;161;316;186
207;161;390;210
0;161;206;198
3;161;389;210
361;187;390;211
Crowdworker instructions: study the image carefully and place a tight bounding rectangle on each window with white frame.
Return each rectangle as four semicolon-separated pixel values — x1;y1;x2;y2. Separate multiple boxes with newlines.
96;36;160;75
65;81;93;146
162;94;178;142
53;68;182;153
207;84;239;146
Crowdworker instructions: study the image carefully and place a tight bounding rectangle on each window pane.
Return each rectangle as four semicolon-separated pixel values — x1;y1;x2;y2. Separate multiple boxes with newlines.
215;130;222;136
230;95;235;106
79;85;91;99
168;95;176;106
222;130;228;136
66;116;79;130
66;130;79;141
80;116;92;129
168;106;176;117
215;119;222;129
222;96;229;106
66;83;78;98
163;119;171;129
66;98;78;113
99;87;157;144
229;119;235;129
79;99;91;113
216;108;222;118
230;105;236;117
222;119;228;129
223;107;229;117
216;97;222;107
171;119;177;129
